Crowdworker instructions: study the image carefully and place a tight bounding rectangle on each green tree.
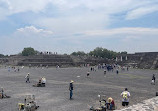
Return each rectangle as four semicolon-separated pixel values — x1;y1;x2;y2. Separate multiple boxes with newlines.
120;51;127;54
0;54;4;57
71;51;86;56
89;47;118;59
22;47;37;56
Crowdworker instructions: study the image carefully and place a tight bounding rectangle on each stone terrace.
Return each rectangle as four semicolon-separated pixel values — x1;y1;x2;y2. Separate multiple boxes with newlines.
0;55;109;67
18;55;74;67
117;52;158;69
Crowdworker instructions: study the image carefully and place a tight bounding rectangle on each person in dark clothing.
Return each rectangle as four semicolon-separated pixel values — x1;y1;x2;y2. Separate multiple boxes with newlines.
116;69;119;74
17;67;20;72
0;87;10;99
127;66;129;71
1;87;4;98
69;80;74;99
104;70;106;75
25;73;30;83
87;71;90;77
151;74;156;85
91;67;93;71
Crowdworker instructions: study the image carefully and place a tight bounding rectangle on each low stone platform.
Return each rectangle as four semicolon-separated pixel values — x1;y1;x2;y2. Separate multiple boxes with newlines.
115;97;158;111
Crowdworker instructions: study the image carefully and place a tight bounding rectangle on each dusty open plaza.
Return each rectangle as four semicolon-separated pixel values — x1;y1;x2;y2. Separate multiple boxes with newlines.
0;66;158;111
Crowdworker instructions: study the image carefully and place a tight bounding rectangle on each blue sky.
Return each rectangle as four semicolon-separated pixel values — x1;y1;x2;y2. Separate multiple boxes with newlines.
0;0;158;55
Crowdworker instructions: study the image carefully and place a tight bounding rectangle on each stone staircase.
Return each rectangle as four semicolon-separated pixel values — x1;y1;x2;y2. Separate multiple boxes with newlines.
138;53;158;69
18;55;74;67
151;55;158;69
117;52;158;69
0;55;109;67
70;55;109;66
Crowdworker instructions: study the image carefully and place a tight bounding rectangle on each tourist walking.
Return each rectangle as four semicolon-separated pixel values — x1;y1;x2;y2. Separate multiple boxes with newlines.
116;69;119;74
69;80;74;100
127;66;129;71
87;71;90;77
104;70;106;75
151;74;156;85
17;67;20;72
25;73;30;83
121;88;130;106
8;66;10;72
0;87;4;98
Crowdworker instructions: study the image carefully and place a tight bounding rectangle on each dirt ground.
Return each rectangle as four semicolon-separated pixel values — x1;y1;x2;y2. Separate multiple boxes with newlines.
0;66;158;111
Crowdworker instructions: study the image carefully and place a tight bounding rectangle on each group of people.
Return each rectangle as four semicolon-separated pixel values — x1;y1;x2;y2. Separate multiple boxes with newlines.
24;66;155;110
7;66;20;72
100;97;115;110
69;78;131;110
25;73;46;87
90;67;96;71
101;88;130;110
33;77;46;87
87;64;129;77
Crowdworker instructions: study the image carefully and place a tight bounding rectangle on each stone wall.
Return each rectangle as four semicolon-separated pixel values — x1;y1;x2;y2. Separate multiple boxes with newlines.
116;52;158;69
0;55;27;66
0;55;108;67
1;52;158;68
18;55;74;67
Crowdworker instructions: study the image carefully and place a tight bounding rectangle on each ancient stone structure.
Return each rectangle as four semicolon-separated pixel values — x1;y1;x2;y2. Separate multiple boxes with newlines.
116;52;158;69
18;55;74;67
1;52;158;69
0;55;27;66
71;55;109;66
0;54;108;67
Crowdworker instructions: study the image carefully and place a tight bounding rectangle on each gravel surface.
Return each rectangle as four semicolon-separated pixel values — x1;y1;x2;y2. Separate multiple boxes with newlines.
0;66;158;111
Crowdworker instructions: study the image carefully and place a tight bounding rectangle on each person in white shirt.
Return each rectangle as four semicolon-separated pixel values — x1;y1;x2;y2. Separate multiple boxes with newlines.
41;77;46;84
25;73;30;83
121;88;130;106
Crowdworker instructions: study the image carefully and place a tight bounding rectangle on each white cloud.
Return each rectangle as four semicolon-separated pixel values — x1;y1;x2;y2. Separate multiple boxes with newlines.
35;13;110;34
84;27;158;41
126;5;158;20
85;27;158;36
0;0;157;21
31;0;158;34
121;36;141;42
51;0;150;14
15;26;53;37
0;26;54;54
0;0;51;20
13;27;158;43
4;0;50;13
1;27;158;54
0;0;158;54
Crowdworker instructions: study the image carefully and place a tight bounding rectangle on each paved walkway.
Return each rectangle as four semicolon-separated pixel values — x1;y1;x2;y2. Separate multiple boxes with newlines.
115;96;158;111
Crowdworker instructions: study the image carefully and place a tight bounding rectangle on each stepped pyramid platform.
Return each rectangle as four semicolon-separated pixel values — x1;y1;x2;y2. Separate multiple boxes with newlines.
116;52;158;69
0;55;108;67
18;55;74;67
